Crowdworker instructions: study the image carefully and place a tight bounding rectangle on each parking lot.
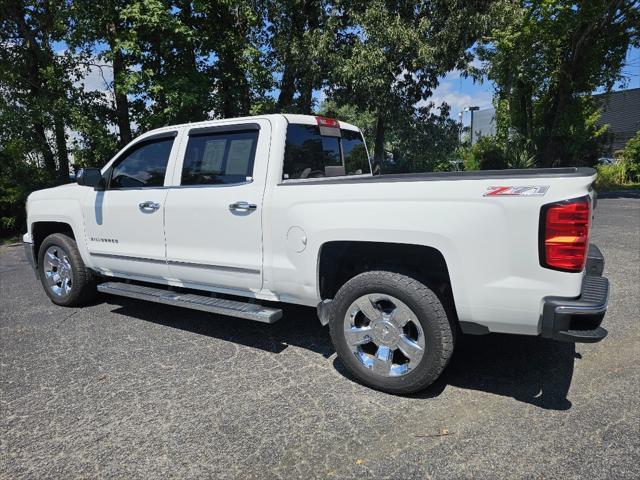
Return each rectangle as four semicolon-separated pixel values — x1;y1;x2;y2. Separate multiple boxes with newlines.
1;195;638;479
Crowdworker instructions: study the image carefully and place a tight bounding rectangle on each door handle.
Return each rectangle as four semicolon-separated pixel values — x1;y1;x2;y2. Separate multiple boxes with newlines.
139;201;161;212
229;201;257;212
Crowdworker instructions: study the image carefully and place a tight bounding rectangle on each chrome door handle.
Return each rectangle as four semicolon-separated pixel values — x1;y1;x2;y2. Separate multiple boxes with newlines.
229;201;257;212
139;201;161;212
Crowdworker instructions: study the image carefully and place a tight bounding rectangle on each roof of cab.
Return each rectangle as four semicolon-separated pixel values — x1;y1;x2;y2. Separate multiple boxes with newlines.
282;114;360;131
135;114;361;142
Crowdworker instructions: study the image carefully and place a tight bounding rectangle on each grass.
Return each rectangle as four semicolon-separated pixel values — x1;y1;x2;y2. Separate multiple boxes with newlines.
594;161;640;192
1;234;21;246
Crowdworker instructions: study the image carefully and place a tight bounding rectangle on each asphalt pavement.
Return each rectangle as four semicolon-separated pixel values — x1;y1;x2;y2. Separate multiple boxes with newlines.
1;196;639;479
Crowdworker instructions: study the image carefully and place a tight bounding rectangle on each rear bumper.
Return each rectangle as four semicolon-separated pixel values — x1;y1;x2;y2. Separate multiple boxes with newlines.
586;243;605;276
540;244;609;343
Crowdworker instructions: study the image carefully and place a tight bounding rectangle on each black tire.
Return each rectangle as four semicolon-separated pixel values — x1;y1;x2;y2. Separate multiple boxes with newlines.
38;233;97;307
329;270;454;395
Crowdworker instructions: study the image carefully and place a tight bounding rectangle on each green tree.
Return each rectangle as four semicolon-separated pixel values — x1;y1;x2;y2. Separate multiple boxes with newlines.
118;0;211;128
68;0;143;147
387;104;462;173
620;130;640;182
194;0;274;118
1;0;79;182
268;0;327;114
478;0;640;167
324;0;500;163
318;100;377;147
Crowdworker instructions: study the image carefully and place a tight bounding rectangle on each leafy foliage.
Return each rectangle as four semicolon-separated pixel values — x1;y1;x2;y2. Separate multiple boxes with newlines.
599;131;640;187
621;130;640;178
477;0;640;167
0;0;638;236
385;104;462;173
462;132;536;170
324;0;502;162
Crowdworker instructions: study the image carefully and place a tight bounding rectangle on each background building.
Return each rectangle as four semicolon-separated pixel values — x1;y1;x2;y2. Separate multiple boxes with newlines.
466;87;640;153
597;87;640;153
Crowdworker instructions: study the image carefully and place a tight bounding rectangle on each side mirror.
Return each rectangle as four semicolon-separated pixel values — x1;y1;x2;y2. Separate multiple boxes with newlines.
76;168;105;190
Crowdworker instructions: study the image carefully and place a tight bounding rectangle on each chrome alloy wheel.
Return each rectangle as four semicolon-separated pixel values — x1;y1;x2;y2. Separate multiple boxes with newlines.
43;245;74;298
343;294;426;377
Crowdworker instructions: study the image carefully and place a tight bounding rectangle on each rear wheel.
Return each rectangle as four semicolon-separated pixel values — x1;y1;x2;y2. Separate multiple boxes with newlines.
329;270;454;394
38;233;97;307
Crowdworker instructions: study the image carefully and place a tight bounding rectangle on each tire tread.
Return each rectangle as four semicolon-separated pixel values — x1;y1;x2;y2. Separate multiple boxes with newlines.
38;233;97;307
329;270;454;394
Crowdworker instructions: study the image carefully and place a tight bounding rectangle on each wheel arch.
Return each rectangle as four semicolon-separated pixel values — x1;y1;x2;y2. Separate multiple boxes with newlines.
317;240;458;325
31;221;77;269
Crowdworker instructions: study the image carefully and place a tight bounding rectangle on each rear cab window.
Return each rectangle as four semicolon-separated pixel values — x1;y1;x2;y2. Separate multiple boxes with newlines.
283;119;370;180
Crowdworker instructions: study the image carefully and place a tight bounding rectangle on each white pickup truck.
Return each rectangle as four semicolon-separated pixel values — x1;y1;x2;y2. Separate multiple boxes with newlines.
23;114;609;394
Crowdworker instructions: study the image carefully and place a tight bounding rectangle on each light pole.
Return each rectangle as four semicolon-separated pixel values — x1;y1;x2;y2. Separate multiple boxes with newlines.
464;106;479;144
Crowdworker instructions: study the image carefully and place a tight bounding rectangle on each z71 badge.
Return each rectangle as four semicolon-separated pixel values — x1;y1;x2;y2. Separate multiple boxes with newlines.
484;185;549;197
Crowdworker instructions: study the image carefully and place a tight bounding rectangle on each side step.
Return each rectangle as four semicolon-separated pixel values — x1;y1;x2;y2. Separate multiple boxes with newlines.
97;282;282;323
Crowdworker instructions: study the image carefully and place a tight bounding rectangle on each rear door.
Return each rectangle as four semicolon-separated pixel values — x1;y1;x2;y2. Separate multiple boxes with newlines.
163;120;270;292
82;132;178;278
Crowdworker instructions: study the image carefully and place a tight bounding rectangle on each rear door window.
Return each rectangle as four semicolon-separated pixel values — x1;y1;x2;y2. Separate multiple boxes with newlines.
181;130;258;185
283;124;370;180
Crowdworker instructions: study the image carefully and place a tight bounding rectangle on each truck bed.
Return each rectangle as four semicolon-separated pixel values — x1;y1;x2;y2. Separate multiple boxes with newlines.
280;167;596;185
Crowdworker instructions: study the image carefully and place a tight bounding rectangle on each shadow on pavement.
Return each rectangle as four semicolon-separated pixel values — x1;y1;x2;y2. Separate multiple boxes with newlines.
106;296;576;411
426;334;576;410
106;297;334;357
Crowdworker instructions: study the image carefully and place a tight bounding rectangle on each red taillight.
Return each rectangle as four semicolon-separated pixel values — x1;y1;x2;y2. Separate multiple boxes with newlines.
540;197;591;272
316;116;340;128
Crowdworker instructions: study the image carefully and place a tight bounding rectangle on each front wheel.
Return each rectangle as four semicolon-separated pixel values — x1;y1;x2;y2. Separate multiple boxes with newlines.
329;271;454;395
38;233;97;307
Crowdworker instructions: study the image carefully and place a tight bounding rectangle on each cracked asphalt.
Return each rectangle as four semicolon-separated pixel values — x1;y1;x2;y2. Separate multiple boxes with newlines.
1;195;639;479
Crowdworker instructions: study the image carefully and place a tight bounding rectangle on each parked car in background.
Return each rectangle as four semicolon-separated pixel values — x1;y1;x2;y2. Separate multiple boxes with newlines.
597;157;616;165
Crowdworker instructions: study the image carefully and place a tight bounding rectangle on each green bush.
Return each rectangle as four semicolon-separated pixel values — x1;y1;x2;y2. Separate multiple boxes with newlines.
620;131;640;182
595;162;627;189
596;132;640;189
462;136;535;171
476;137;509;170
462;136;508;170
0;150;51;238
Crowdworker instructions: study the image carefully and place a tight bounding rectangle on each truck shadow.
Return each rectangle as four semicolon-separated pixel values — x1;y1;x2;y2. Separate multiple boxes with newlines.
411;334;577;411
106;297;576;411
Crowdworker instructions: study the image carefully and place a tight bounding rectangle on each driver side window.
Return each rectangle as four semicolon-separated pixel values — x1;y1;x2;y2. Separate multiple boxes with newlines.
108;137;174;189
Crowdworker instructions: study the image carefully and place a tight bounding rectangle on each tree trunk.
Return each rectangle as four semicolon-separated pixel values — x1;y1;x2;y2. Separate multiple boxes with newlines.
296;0;321;114
537;8;608;168
177;1;206;122
9;2;57;174
276;6;306;113
219;50;250;118
112;45;132;147
217;6;251;118
374;115;386;164
34;122;56;175
298;75;314;114
54;116;70;182
538;78;570;168
277;61;297;112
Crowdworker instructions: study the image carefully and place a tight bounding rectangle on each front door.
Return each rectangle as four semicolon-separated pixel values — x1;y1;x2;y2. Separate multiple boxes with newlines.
164;121;269;293
82;134;177;279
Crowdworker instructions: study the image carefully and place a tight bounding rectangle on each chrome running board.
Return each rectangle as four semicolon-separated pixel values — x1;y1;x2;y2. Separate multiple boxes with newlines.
98;282;282;324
